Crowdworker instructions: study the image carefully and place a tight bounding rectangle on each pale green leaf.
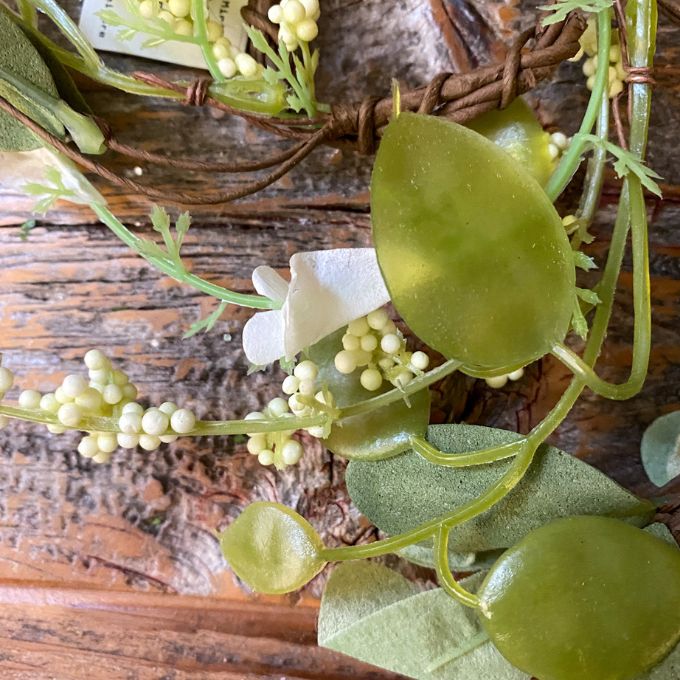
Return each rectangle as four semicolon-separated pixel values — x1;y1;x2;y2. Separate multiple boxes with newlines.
641;411;680;487
346;424;655;553
573;251;597;271
398;542;504;572
576;286;601;305
571;295;589;340
319;562;529;680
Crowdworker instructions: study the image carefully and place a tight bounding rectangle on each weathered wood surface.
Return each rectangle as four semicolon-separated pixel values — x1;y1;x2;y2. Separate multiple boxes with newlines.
0;0;678;677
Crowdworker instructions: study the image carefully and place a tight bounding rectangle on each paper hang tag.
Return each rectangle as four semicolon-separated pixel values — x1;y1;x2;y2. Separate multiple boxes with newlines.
78;0;248;69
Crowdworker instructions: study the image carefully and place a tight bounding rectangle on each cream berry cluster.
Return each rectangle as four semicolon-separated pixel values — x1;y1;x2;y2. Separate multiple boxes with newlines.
333;308;430;392
244;397;304;469
267;0;320;51
0;351;196;464
574;17;626;99
135;0;259;78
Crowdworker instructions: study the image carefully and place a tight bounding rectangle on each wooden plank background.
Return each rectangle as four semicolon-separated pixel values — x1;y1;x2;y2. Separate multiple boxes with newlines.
0;0;678;676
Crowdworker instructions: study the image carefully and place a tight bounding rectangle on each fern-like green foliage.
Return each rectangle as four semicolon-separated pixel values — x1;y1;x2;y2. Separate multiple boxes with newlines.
139;204;192;271
183;301;228;339
539;0;613;26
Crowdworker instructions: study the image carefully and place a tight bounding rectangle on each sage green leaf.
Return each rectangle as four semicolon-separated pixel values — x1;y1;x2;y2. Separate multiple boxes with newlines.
347;424;655;553
635;524;680;679
641;411;680;487
398;542;504;572
0;9;63;151
307;330;430;460
371;112;574;373
319;562;529;680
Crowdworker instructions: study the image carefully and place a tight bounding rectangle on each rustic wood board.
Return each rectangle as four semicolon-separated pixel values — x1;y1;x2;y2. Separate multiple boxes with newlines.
0;1;678;677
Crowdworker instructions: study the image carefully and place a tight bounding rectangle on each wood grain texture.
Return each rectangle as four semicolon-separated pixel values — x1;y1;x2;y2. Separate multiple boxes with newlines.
0;1;679;677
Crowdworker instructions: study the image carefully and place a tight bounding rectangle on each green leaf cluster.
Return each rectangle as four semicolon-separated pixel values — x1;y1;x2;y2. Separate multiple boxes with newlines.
539;0;613;27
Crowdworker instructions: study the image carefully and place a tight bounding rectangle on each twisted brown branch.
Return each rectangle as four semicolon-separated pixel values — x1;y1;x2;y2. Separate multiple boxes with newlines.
3;12;585;206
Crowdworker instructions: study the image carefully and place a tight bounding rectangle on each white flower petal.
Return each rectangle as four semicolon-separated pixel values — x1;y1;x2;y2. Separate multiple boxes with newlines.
283;248;390;359
242;309;285;366
0;147;103;205
252;265;289;302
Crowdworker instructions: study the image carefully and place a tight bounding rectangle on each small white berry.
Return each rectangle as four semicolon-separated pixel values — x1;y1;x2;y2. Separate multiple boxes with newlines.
283;0;305;22
485;375;509;389
342;334;361;351
548;143;560;160
122;402;144;416
46;424;66;434
103;384;123;405
54;386;72;404
550;132;568;150
97;433;118;453
378;357;395;371
0;367;14;393
122;383;138;401
298;379;315;396
111;370;128;387
235;53;258;78
268;397;289;417
212;42;230;60
247;434;267;455
288;394;309;415
159;401;178;416
294;360;318;382
258;449;275;466
139;434;161;451
217;58;237;78
306;425;325;438
158;10;174;23
300;0;319;17
347;317;370;337
381;334;401;355
138;0;157;18
360;368;383;392
360;334;378;352
174;19;193;36
62;374;88;399
141;408;169;436
170;408;196;434
410;351;430;371
508;367;525;382
57;403;82;427
92;451;112;464
367;308;389;331
40;393;60;414
119;412;142;434
393;370;413;389
281;439;303;465
168;0;189;17
89;368;110;384
206;19;223;42
117;433;140;449
282;375;300;395
334;350;357;375
78;435;99;458
75;387;103;412
245;411;266;436
160;435;178;443
84;350;108;371
19;390;41;409
267;4;283;23
295;18;318;42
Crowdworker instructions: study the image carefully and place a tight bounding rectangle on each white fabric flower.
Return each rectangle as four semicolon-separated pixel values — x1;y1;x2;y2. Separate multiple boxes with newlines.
0;146;103;206
243;248;390;366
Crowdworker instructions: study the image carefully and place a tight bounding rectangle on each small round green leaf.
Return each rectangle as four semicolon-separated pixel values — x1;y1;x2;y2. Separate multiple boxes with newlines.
467;98;555;186
478;516;680;680
641;411;680;487
371;112;575;373
219;502;326;594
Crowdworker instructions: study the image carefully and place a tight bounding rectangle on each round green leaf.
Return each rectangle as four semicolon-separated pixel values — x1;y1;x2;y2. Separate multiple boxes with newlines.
371;112;575;373
478;516;680;680
468;98;555;186
219;502;326;594
641;411;680;487
307;330;431;460
0;8;64;151
346;424;655;553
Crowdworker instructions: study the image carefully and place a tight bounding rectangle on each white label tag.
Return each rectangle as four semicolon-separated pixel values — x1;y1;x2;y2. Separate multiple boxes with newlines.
78;0;249;69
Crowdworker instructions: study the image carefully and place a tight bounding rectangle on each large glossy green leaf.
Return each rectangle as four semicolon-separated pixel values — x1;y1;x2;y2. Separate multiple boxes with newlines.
371;112;574;374
0;9;64;151
319;562;529;680
641;411;680;487
347;424;655;553
468;98;555;186
307;330;430;460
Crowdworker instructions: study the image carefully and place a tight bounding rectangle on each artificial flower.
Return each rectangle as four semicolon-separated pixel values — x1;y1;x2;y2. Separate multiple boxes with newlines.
242;248;390;366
